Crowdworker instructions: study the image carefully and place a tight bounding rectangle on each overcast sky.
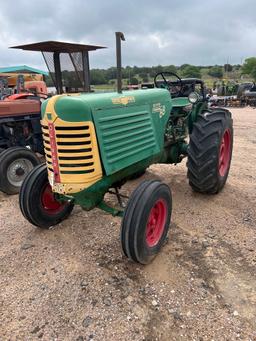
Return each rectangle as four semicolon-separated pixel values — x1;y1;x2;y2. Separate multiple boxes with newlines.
1;0;256;71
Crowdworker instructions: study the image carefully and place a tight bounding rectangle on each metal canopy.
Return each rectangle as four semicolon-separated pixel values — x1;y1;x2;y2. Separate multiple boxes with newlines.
10;41;106;53
10;41;106;94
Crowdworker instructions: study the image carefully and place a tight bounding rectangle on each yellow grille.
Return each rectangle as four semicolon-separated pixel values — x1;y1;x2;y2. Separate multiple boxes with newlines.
41;118;103;194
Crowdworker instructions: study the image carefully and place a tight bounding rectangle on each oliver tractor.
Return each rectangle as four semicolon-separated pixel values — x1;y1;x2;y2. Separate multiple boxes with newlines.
19;33;233;264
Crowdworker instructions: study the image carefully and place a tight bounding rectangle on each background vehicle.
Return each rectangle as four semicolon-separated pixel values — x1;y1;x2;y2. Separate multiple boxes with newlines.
20;33;233;264
208;82;256;108
0;76;45;194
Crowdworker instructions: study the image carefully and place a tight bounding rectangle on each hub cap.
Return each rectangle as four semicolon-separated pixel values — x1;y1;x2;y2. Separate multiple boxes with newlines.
7;159;34;187
219;129;231;177
146;199;167;247
41;184;66;215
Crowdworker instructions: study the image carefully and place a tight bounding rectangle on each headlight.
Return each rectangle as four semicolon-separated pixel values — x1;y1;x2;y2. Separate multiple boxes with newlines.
188;92;200;104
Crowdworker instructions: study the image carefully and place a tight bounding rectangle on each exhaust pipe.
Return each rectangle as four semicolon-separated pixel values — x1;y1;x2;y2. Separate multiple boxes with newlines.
115;32;125;94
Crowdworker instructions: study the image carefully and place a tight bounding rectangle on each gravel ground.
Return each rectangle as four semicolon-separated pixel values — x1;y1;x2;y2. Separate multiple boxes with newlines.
0;107;255;341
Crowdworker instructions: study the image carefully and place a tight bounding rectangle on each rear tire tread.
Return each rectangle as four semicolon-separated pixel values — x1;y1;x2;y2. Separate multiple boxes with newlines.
187;109;233;194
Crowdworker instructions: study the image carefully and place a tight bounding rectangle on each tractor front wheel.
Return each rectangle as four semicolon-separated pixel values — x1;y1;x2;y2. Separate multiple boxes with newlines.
19;164;74;228
0;146;40;194
121;180;172;264
187;109;233;193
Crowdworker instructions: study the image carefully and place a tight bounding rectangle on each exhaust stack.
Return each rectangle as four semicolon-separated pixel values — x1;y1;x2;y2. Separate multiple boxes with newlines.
115;32;125;94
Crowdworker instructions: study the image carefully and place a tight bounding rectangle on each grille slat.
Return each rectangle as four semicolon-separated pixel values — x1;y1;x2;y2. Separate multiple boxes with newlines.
108;137;155;157
100;116;149;130
55;126;89;131
61;169;95;174
98;111;147;122
58;148;92;153
105;132;154;151
57;141;91;146
56;133;90;138
102;121;151;137
104;126;152;144
59;155;93;161
59;162;94;167
109;142;156;164
42;123;95;177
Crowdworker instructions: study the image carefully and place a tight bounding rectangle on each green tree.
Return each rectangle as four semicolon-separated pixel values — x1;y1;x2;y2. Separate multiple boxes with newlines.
180;64;190;71
62;70;82;88
154;65;164;74
105;67;117;81
130;77;139;85
163;65;177;74
208;66;223;78
250;67;256;81
45;74;54;87
242;57;256;80
149;67;157;77
181;65;201;78
90;69;107;85
138;72;149;82
233;64;241;71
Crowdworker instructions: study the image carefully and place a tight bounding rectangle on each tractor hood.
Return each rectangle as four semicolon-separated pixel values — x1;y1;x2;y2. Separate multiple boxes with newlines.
41;88;172;122
41;88;172;177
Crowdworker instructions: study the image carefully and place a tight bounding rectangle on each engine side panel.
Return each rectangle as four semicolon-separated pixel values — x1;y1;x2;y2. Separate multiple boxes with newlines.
93;104;160;175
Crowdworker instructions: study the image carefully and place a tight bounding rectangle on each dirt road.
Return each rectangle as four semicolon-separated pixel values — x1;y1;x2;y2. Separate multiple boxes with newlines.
0;107;255;341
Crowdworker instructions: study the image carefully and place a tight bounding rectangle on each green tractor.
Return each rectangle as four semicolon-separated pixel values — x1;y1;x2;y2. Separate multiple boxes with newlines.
19;33;233;264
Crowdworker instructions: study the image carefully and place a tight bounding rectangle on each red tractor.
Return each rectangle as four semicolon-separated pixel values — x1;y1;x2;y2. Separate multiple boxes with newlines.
0;79;46;194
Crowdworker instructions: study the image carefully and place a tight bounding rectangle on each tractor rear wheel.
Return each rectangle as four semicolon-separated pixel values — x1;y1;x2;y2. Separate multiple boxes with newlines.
0;146;40;194
121;180;172;264
19;164;74;228
0;147;5;154
187;109;233;194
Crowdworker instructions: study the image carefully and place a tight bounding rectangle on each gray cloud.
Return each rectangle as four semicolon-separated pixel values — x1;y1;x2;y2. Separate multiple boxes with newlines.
0;0;256;70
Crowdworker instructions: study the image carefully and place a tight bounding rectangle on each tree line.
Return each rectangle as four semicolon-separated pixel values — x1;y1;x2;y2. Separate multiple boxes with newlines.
88;63;242;85
45;59;256;87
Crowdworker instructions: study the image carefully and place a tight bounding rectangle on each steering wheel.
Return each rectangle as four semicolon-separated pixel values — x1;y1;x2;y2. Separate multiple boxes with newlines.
154;72;182;97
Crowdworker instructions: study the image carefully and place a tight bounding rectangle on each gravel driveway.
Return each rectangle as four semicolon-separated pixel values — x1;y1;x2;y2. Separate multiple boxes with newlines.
0;107;255;341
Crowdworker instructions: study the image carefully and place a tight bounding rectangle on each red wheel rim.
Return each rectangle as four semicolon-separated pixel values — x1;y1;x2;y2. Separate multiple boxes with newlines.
41;183;66;215
146;199;167;247
218;129;231;177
